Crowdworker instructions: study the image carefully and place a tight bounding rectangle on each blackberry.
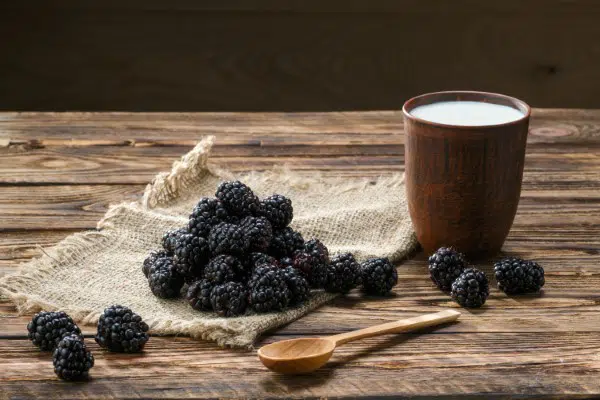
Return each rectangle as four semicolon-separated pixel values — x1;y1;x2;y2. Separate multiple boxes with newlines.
162;227;187;253
186;279;214;311
451;268;490;308
244;252;278;272
210;282;248;317
188;198;230;238
52;334;94;381
208;222;249;256
204;254;243;284
360;257;398;295
428;247;468;292
292;239;330;288
494;257;545;294
173;232;210;278
239;216;273;252
147;256;184;298
95;305;149;353
260;194;293;229
269;227;304;257
248;265;290;312
142;249;169;278
280;267;310;306
215;180;260;217
27;311;82;351
325;253;362;293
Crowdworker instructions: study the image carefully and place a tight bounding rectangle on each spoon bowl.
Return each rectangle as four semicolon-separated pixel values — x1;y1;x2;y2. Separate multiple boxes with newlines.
258;337;336;374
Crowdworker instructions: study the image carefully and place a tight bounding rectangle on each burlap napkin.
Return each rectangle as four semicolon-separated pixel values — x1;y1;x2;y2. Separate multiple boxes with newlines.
0;137;417;348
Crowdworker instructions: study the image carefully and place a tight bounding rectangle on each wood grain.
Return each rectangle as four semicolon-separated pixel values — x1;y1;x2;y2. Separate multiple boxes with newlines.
0;110;599;398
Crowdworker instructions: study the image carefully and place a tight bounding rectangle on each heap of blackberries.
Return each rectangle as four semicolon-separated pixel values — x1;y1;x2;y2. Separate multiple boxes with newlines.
143;180;399;317
428;247;545;308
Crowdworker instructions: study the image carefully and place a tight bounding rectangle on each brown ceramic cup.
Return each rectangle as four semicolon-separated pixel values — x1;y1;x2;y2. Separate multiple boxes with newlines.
402;91;531;258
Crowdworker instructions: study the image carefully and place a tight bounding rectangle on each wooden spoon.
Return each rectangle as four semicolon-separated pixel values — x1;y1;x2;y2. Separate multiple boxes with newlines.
258;309;460;374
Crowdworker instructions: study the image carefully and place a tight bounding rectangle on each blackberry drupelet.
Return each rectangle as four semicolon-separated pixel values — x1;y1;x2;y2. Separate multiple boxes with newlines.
188;198;230;238
239;216;273;252
278;257;294;268
210;282;248;317
215;180;260;216
268;227;304;257
208;222;249;256
428;247;468;292
280;267;310;305
360;257;398;295
451;268;490;308
52;334;94;381
244;252;278;272
292;238;330;288
95;305;149;353
162;227;188;253
147;256;184;298
142;249;169;278
204;254;243;284
325;253;362;293
494;257;545;294
186;279;214;311
27;311;82;351
248;265;290;312
173;232;210;278
260;194;293;229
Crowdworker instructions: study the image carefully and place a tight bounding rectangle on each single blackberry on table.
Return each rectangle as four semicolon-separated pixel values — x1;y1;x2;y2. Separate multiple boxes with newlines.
186;279;214;311
260;194;293;229
162;227;188;253
291;238;330;288
494;257;545;294
95;305;149;353
173;232;210;278
451;267;490;308
208;222;249;256
215;180;260;216
27;311;82;351
147;256;184;299
188;198;230;238
244;252;278;272
428;247;468;292
324;253;362;293
142;249;169;278
52;334;94;381
210;282;249;317
360;257;398;296
280;267;310;306
248;265;290;313
239;216;273;252
268;227;304;257
204;254;243;284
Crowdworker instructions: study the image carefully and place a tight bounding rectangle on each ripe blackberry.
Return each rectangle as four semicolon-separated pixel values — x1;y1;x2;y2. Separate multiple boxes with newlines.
186;279;214;311
210;282;248;317
325;253;362;293
208;222;249;256
280;267;310;305
292;239;330;288
173;232;210;278
27;311;82;351
147;256;184;298
451;268;490;308
52;334;94;381
204;254;243;284
215;180;260;216
494;257;545;294
360;257;398;295
95;305;149;353
260;194;293;229
142;249;169;278
244;252;278;272
248;265;290;313
428;247;468;292
162;227;187;253
268;227;304;257
239;216;273;252
188;198;230;238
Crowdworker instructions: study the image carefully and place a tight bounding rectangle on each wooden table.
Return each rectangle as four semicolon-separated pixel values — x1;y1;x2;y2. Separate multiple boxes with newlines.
1;110;599;399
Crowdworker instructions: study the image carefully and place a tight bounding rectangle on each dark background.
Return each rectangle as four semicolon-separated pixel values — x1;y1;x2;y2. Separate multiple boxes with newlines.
1;0;599;111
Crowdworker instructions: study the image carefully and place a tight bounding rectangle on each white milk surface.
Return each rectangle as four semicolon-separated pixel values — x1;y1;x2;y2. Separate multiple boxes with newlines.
409;101;524;126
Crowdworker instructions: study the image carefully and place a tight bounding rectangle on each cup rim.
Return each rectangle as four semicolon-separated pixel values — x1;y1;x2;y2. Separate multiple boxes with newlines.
402;90;531;129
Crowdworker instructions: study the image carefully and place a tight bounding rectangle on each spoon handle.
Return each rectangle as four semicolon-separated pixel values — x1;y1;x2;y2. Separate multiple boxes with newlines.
329;309;460;346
